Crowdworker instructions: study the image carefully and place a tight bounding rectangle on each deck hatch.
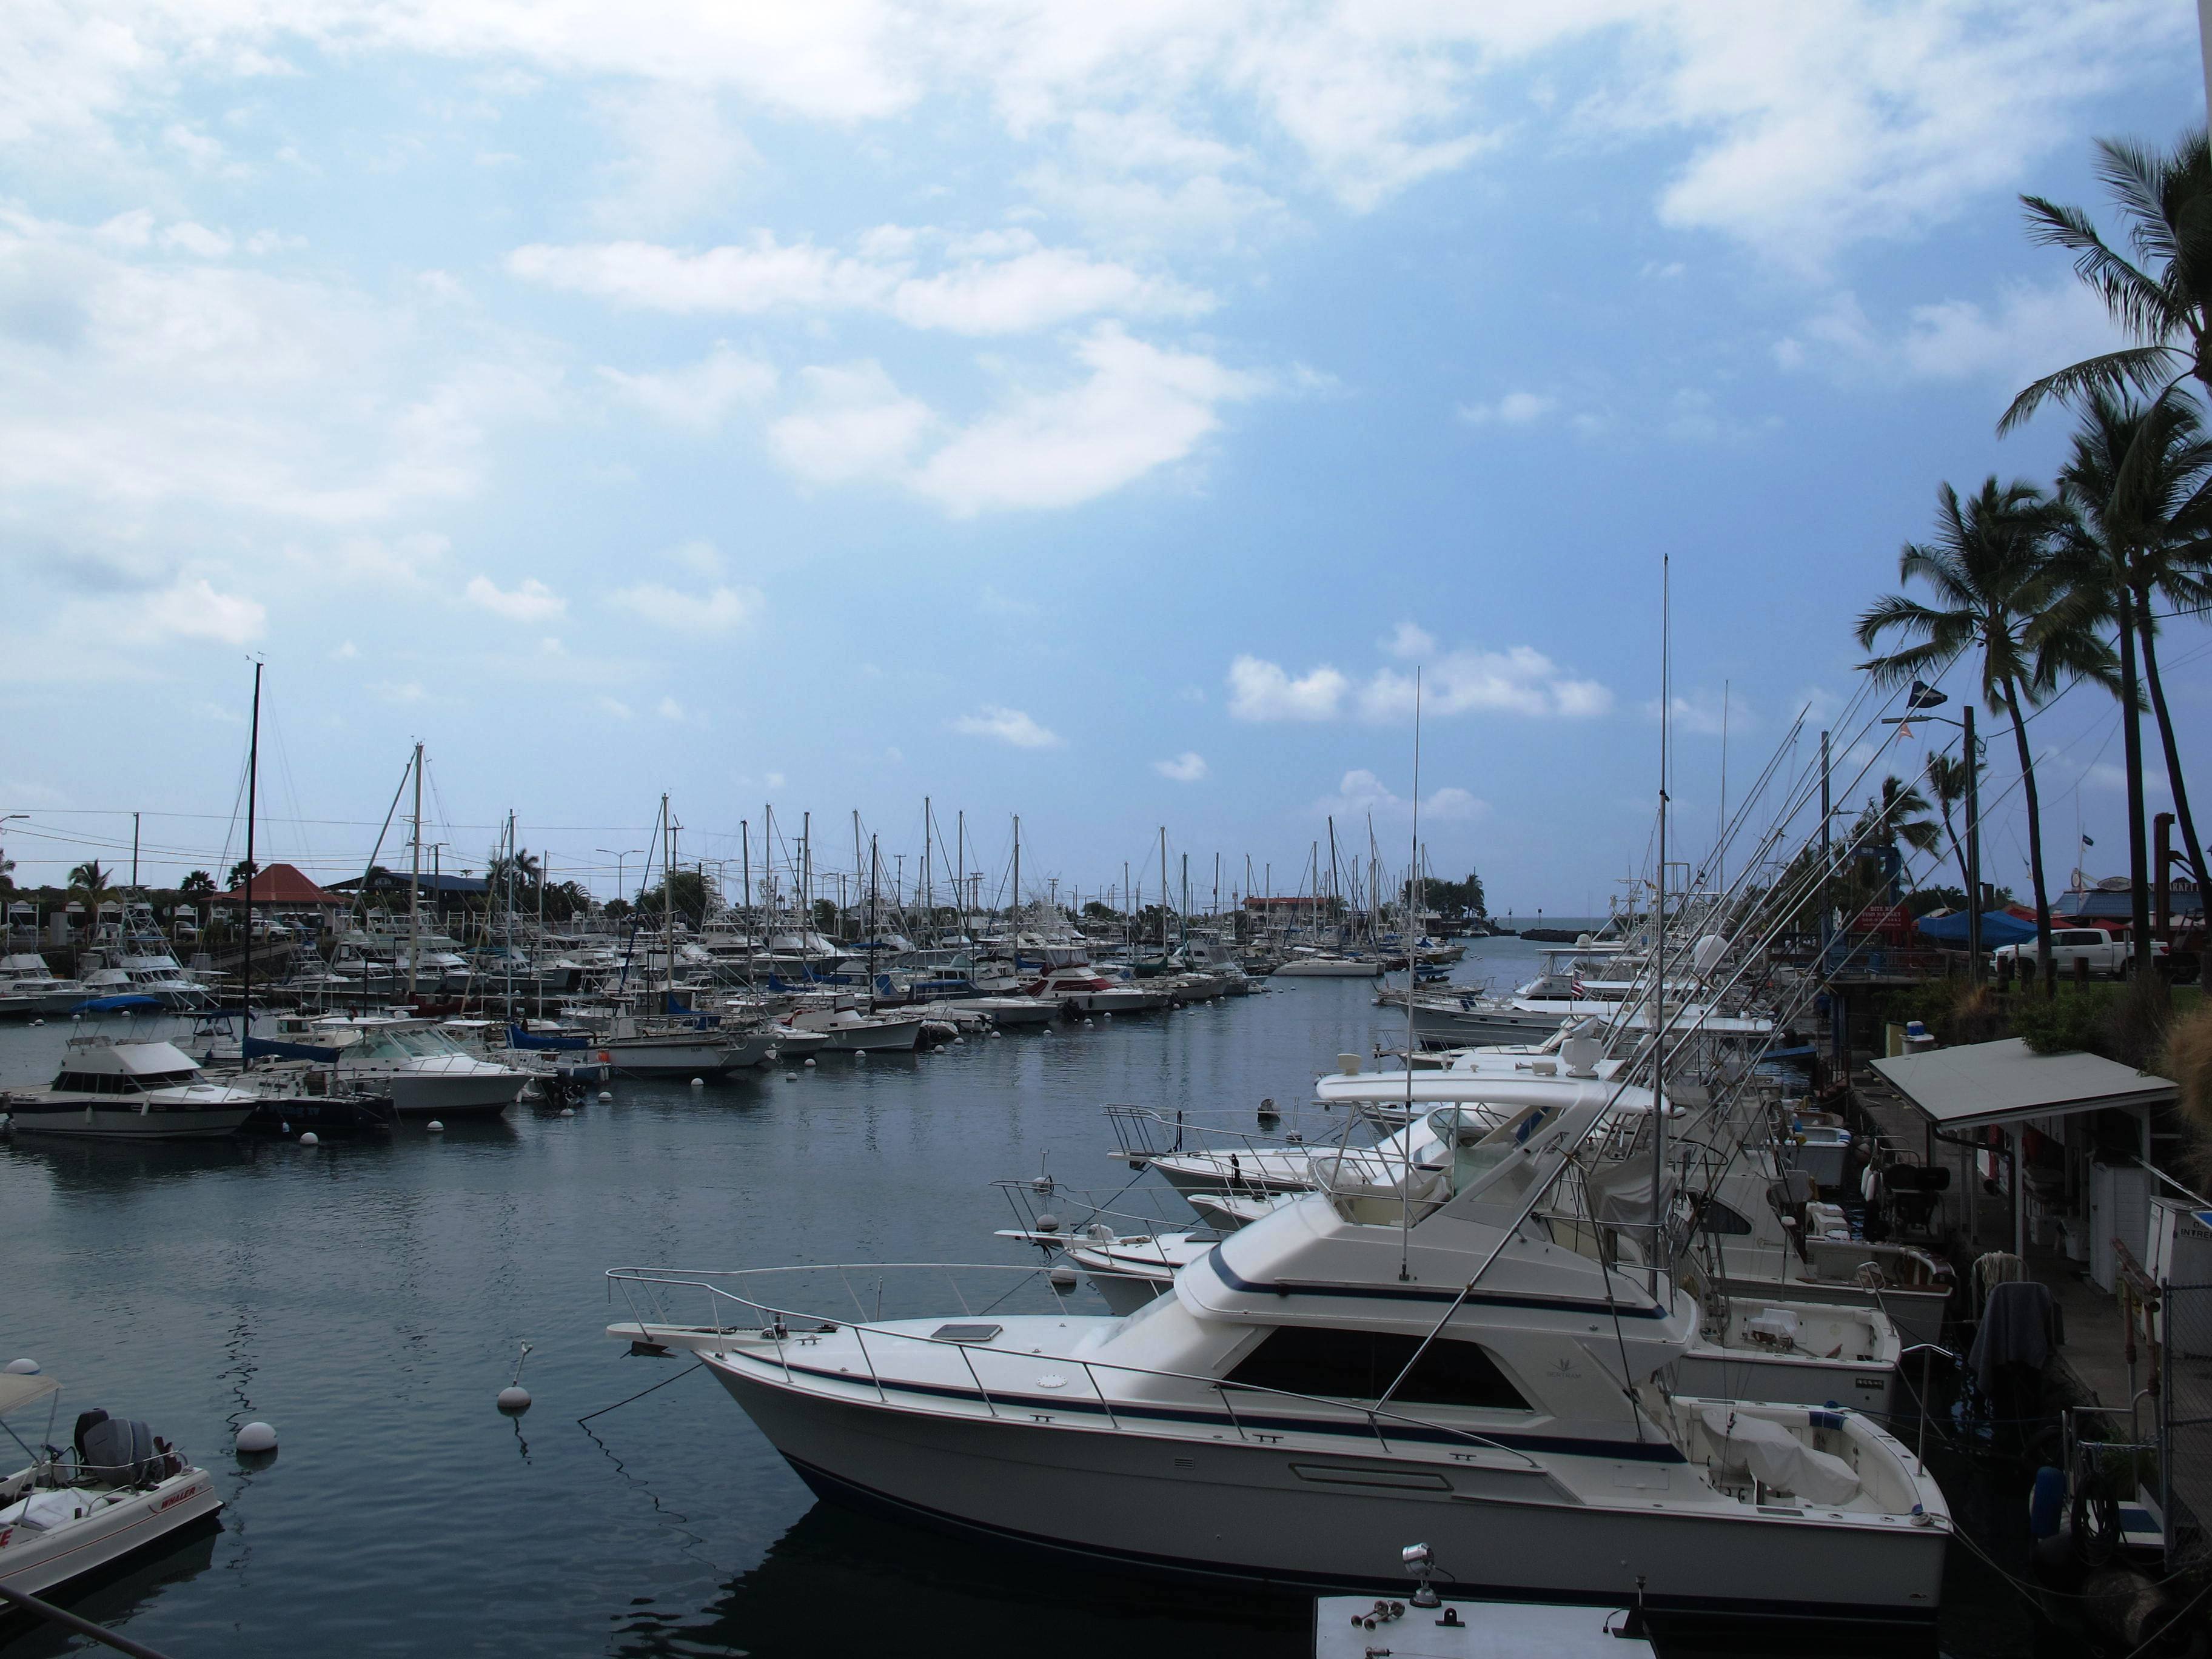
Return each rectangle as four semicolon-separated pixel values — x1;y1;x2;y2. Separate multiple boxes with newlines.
930;1323;1003;1344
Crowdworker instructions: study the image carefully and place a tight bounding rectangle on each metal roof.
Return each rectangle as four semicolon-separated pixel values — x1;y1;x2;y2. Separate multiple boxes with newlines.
1871;1036;2176;1130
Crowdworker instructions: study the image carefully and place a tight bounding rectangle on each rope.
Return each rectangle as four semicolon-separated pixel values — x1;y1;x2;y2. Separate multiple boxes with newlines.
574;1359;702;1424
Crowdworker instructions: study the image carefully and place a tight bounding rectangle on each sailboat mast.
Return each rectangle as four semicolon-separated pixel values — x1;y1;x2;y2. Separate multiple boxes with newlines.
407;740;423;1003
868;834;879;1013
1011;816;1021;964
663;793;674;1005
1159;827;1168;959
922;797;933;945
1651;556;1671;1298
241;660;261;1059
1326;819;1342;946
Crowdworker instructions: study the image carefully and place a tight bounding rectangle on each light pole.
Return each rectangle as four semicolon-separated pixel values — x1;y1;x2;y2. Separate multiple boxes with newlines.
597;848;643;913
1884;682;1983;982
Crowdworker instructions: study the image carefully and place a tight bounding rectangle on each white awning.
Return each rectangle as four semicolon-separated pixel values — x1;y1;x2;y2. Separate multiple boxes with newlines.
1871;1036;2175;1131
0;1372;60;1416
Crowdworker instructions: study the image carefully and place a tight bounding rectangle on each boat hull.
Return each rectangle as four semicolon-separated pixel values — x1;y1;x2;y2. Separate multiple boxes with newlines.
708;1359;1944;1630
0;1468;223;1601
1;1102;252;1139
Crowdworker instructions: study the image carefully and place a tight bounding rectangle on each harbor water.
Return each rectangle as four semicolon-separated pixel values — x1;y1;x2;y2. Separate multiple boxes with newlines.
3;934;2041;1657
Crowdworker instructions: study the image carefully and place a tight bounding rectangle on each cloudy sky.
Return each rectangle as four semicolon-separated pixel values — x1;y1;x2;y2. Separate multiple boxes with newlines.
2;1;2206;915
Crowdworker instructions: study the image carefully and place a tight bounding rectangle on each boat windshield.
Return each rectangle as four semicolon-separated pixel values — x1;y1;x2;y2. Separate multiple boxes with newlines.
357;1027;463;1061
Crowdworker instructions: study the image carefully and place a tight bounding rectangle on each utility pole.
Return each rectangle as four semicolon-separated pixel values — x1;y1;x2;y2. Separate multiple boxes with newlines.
131;812;139;890
1964;702;1982;984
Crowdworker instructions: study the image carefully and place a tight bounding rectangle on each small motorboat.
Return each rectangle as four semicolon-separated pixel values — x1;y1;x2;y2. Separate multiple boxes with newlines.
0;1369;223;1605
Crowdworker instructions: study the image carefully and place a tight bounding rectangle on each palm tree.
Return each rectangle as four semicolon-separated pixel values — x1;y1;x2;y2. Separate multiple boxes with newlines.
2053;390;2212;964
1861;776;1943;874
1923;751;1976;896
178;870;216;896
68;860;112;896
1855;478;2113;987
2002;129;2212;432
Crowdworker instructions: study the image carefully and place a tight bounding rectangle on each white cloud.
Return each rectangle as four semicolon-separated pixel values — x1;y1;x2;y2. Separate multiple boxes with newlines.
1315;769;1488;823
119;575;266;646
464;574;566;623
657;695;686;721
511;228;1205;337
600;344;777;430
952;703;1062;748
1775;278;2130;392
1153;751;1208;782
589;84;759;233
768;361;934;484
1458;390;1557;426
1644;689;1748;737
1227;655;1349;722
598;697;634;720
911;325;1261;514
668;538;724;576
1381;622;1435;659
1361;646;1612;720
611;582;763;634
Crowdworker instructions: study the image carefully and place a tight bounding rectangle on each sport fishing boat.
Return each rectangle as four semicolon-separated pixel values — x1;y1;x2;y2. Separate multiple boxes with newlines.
226;1014;527;1118
1271;949;1384;979
0;1369;222;1603
1;1039;257;1139
1023;965;1169;1014
0;954;89;1017
606;1086;1950;1633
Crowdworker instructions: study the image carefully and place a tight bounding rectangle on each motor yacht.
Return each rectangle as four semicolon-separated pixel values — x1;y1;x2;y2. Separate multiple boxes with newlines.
232;1014;526;1118
1;1370;221;1603
75;945;212;1011
1271;949;1384;979
0;953;89;1017
784;999;927;1053
606;1084;1948;1631
1024;965;1169;1014
2;1039;258;1139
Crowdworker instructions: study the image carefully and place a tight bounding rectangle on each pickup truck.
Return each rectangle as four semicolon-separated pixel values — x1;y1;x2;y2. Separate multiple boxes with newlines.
1992;927;2167;979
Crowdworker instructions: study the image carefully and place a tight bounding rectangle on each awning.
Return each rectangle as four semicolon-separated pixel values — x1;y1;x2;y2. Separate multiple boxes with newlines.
1914;910;2036;945
0;1372;60;1415
1871;1036;2176;1131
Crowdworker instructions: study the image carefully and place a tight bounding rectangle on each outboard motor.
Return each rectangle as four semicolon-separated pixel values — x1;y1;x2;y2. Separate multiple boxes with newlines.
74;1409;163;1487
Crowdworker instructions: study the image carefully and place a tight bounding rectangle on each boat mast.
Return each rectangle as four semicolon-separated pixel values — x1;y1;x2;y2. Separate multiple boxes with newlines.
241;659;261;1062
504;809;517;1017
1326;819;1342;948
740;817;751;962
1010;815;1021;967
1159;827;1169;961
663;792;674;1008
1651;555;1671;1298
407;740;423;1004
867;834;879;1013
922;797;933;948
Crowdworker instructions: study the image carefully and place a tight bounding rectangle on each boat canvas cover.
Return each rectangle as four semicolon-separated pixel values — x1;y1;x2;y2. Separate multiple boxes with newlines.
0;1373;59;1416
1697;1405;1859;1504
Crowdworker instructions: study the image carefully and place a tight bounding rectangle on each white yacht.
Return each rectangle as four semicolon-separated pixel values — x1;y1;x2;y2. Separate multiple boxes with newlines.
608;1087;1948;1631
1272;949;1384;979
2;1039;257;1139
240;1014;526;1118
784;997;927;1053
75;945;213;1010
1;1371;222;1601
0;953;89;1016
1024;964;1168;1014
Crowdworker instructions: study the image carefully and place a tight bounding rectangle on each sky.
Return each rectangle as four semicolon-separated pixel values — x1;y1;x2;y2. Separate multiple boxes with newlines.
2;1;2208;917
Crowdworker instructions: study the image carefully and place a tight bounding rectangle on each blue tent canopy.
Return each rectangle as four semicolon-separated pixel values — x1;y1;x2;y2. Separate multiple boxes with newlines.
1914;910;2036;946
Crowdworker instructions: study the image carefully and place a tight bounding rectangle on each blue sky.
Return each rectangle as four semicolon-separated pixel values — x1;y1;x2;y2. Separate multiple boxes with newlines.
2;2;2208;915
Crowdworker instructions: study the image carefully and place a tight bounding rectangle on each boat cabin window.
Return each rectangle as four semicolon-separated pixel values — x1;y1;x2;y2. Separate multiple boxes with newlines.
1688;1195;1754;1236
1225;1327;1529;1411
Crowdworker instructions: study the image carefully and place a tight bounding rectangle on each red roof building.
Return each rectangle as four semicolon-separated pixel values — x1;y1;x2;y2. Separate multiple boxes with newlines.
216;863;347;907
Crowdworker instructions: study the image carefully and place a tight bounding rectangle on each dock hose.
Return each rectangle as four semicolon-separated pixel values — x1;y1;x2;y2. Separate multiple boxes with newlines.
2072;1438;2127;1567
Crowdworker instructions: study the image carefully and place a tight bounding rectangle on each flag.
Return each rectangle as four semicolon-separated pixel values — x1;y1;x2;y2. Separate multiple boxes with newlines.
2083;834;2096;846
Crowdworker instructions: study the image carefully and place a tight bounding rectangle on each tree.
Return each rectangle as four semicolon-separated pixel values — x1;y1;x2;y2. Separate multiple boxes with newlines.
1404;871;1487;923
226;858;258;890
69;860;113;897
636;868;711;925
1857;478;2110;986
2002;129;2212;432
2051;390;2212;965
1922;752;1976;897
179;870;216;896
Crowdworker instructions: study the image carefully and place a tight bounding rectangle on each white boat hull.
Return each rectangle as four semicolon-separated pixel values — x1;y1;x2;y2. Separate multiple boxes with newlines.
705;1358;1945;1629
1273;959;1384;978
0;1467;221;1600
2;1102;252;1140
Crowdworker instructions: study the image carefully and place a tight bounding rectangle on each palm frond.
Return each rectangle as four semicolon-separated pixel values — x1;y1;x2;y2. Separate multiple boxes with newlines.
2000;345;2182;434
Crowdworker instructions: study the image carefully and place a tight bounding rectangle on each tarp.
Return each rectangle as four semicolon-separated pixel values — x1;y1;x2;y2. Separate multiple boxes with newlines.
69;994;163;1013
1914;909;2036;945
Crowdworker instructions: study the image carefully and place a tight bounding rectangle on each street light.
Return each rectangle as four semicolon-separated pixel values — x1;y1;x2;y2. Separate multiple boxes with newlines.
1883;682;1986;980
597;848;643;911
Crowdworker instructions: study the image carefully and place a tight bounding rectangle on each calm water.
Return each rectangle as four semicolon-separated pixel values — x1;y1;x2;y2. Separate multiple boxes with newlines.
2;934;2045;1658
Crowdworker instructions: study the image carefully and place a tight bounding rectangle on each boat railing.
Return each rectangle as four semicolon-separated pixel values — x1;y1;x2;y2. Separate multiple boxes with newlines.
605;1262;1549;1470
1101;1102;1346;1162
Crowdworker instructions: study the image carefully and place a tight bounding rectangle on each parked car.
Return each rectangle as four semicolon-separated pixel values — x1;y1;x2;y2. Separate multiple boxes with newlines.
1993;926;2167;979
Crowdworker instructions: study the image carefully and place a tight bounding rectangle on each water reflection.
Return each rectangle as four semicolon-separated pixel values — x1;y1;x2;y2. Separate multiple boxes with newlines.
0;1525;220;1658
612;1503;1303;1659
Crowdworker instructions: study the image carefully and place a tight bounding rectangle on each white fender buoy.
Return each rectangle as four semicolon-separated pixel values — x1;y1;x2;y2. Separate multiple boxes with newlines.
689;1077;704;1088
71;1013;82;1022
498;1342;534;1413
803;1058;816;1068
1101;1011;1112;1019
559;1107;575;1118
598;1090;612;1102
235;1421;278;1455
426;1120;446;1133
952;1034;964;1044
28;1018;41;1027
1048;1265;1078;1291
4;1358;39;1375
298;1131;319;1146
853;1052;866;1063
1083;1018;1094;1027
990;1030;1003;1039
785;1072;798;1081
